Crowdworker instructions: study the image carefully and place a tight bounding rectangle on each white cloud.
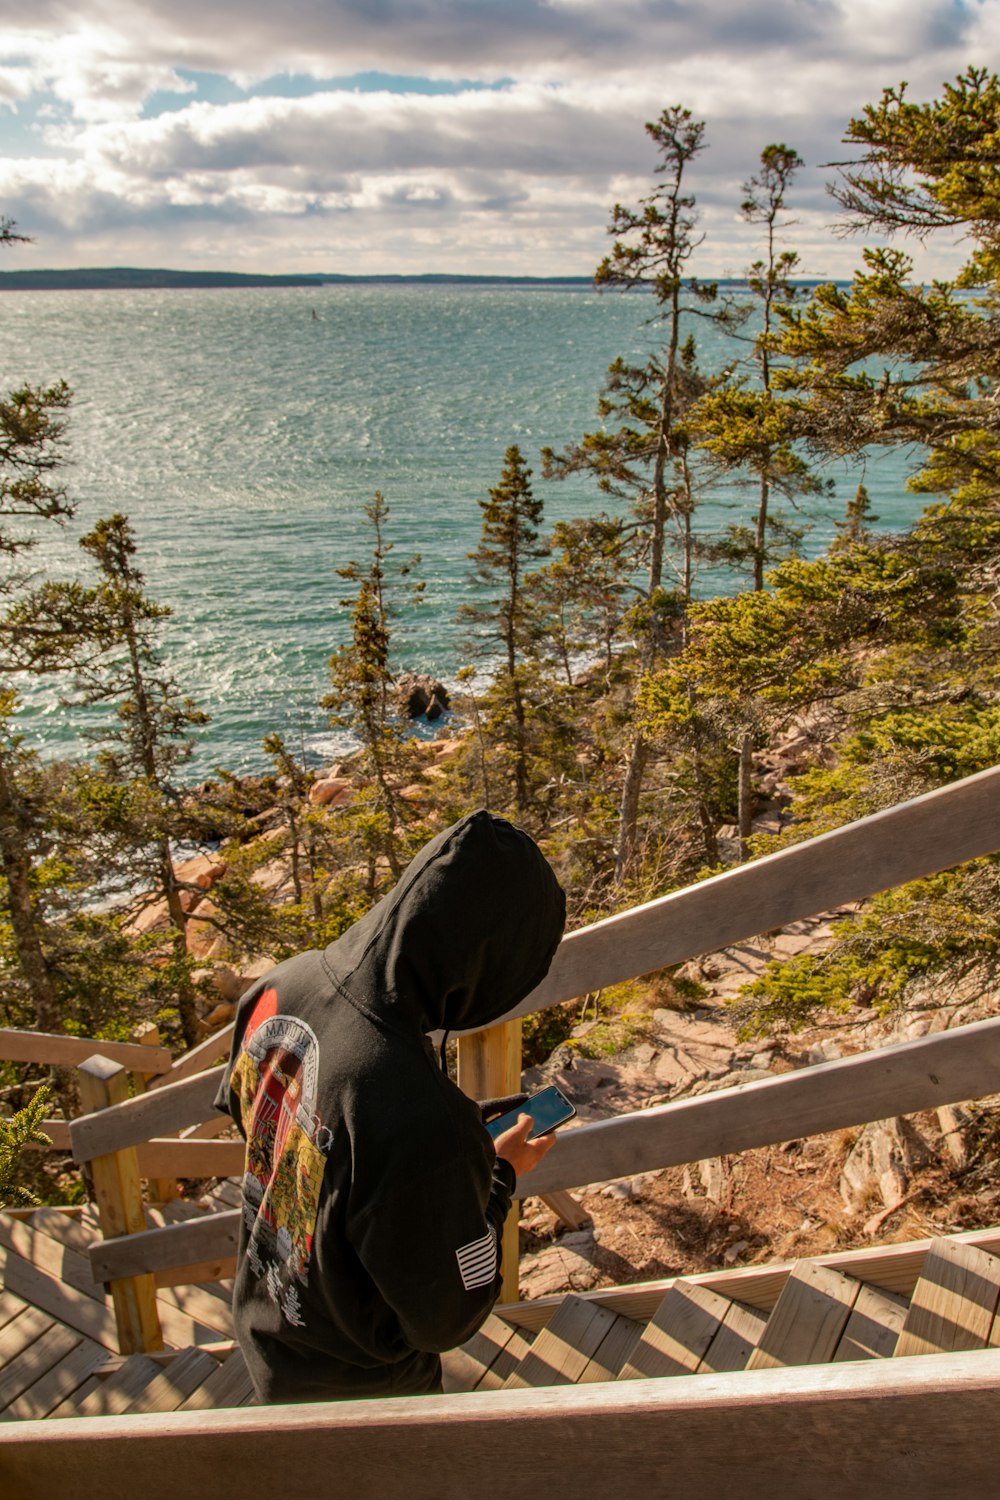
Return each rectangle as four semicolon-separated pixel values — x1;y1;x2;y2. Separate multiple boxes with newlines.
0;1;991;275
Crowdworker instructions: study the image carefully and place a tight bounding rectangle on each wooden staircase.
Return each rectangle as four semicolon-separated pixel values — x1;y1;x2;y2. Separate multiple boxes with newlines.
0;1192;252;1423
5;1189;1000;1425
443;1234;1000;1395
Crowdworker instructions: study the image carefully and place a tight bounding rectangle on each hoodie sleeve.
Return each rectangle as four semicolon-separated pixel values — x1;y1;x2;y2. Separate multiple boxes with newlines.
347;1149;516;1355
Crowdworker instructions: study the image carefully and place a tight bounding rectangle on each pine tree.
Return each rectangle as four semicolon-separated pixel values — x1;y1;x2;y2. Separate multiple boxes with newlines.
459;446;548;817
543;108;737;880
71;514;210;1046
323;491;423;888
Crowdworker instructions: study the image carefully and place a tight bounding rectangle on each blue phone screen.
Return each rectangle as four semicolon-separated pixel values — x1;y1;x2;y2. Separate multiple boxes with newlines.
486;1087;575;1140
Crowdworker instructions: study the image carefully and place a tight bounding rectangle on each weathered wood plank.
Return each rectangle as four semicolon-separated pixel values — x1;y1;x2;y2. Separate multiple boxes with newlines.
747;1261;859;1370
78;1056;163;1357
833;1284;907;1362
0;1339;110;1422
577;1313;643;1383
502;1296;617;1388
503;764;1000;1027
7;1351;1000;1500
89;1209;240;1283
153;1257;237;1290
474;1326;535;1390
441;1314;522;1394
537;1191;590;1231
0;1324;82;1411
25;1208;100;1255
0;1306;57;1368
125;1348;221;1414
894;1238;1000;1358
0;1290;29;1334
136;1139;245;1178
620;1280;732;1380
0;1212;104;1301
177;1349;255;1411
522;1015;1000;1198
1;1254;120;1351
53;1355;162;1418
697;1300;768;1374
0;1029;171;1075
155;1284;233;1340
69;1066;223;1163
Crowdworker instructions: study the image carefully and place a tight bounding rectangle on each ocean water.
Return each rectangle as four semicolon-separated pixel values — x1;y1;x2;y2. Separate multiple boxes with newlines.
0;285;925;774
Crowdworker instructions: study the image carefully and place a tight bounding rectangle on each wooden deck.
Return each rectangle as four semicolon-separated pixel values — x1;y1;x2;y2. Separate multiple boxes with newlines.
0;1190;253;1423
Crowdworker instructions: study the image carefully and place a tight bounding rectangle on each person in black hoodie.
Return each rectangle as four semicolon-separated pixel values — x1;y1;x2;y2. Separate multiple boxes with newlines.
215;810;567;1403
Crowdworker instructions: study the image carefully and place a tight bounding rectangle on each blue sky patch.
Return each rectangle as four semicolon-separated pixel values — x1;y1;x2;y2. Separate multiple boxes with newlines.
141;68;512;120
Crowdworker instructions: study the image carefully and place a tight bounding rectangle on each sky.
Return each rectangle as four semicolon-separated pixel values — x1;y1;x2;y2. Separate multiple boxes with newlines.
0;0;995;278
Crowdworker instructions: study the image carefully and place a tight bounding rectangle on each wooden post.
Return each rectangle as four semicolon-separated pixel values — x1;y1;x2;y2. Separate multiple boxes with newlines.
457;1019;522;1305
132;1023;181;1204
77;1055;164;1356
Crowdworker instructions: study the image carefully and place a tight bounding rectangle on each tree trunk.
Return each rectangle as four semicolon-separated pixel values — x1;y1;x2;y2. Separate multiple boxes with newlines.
0;749;60;1031
738;730;754;860
754;475;770;592
615;731;648;883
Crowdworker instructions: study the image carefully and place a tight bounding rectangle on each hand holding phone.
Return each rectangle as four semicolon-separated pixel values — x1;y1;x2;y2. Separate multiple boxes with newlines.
487;1085;575;1179
485;1085;576;1141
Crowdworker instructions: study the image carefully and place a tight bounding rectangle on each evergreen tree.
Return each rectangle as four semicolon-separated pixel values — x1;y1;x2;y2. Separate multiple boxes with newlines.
323;491;422;888
71;514;211;1046
544;107;736;880
459;446;548;817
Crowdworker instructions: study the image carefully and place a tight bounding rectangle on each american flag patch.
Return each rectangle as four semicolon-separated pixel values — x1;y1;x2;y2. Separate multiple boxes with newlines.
455;1228;497;1291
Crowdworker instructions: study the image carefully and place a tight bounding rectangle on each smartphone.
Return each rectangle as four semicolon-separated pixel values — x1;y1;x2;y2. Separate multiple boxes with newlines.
485;1085;576;1142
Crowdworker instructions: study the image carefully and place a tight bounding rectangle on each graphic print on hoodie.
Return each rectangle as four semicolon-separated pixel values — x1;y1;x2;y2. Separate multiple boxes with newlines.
217;810;566;1403
229;989;333;1328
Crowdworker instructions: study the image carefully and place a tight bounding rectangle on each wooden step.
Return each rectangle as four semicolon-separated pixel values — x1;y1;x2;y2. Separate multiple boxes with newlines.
577;1313;643;1383
177;1349;256;1410
0;1339;111;1421
125;1347;221;1414
502;1296;618;1388
619;1280;734;1379
442;1313;534;1393
26;1208;103;1255
697;1300;769;1374
834;1284;907;1362
0;1320;82;1411
747;1261;859;1371
49;1354;163;1418
895;1238;1000;1358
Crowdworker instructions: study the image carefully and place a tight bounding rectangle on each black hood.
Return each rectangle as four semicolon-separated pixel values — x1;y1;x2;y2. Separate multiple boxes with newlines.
320;811;566;1036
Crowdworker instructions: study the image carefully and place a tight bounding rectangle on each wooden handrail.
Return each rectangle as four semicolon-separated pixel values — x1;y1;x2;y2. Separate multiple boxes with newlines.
87;1014;1000;1284
67;766;1000;1168
0;1027;172;1074
523;1012;1000;1197
3;1350;1000;1497
504;762;1000;1027
69;1065;222;1162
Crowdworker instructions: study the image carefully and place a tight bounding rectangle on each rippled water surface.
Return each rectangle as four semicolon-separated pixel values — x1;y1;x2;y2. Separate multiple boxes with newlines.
0;285;923;772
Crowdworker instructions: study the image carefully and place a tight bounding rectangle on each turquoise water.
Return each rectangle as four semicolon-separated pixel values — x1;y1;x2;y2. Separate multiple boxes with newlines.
0;285;924;773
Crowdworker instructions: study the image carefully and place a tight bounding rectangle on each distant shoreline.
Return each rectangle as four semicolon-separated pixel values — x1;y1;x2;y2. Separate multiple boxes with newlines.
0;268;838;292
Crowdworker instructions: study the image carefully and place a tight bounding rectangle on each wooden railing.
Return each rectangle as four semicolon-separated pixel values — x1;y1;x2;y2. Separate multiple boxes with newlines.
36;763;1000;1349
5;1350;1000;1498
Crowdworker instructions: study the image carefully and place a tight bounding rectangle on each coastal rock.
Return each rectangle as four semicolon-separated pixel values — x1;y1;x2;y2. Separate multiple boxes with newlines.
309;777;353;807
839;1117;933;1213
395;673;450;720
174;853;226;890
